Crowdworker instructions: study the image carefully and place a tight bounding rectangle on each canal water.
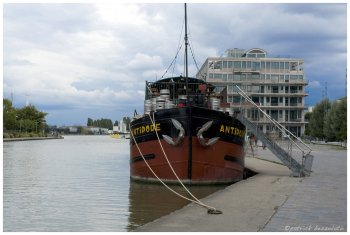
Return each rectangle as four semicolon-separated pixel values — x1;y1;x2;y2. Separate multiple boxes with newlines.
3;135;225;232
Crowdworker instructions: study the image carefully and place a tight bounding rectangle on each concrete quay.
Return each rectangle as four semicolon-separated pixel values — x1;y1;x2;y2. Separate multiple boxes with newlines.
134;144;346;232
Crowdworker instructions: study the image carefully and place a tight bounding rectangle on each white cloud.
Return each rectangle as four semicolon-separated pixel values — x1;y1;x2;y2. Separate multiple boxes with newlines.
3;3;347;125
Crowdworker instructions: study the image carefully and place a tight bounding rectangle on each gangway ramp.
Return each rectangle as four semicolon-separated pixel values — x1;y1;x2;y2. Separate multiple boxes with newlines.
235;86;314;177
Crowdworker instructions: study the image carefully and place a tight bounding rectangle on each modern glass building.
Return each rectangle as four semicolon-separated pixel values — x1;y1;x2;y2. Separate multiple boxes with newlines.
196;48;308;137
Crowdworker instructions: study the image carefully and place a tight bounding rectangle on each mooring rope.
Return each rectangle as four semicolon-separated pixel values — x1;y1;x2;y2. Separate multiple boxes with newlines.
148;113;201;202
129;117;222;214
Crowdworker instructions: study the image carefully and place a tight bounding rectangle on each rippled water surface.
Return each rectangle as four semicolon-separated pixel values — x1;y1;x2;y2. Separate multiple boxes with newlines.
4;135;224;231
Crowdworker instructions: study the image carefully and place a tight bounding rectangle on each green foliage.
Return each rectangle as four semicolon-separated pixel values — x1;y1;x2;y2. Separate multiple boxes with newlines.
308;97;347;141
3;99;17;131
304;112;312;136
309;98;331;139
87;118;93;126
87;118;113;130
87;117;131;131
3;99;48;136
324;98;347;141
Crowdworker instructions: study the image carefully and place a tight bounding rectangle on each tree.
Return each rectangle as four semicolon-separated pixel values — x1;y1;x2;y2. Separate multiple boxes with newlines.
3;99;48;134
16;105;47;133
309;98;331;139
89;118;113;130
324;98;347;141
336;98;347;141
304;112;312;136
3;99;17;131
87;118;93;126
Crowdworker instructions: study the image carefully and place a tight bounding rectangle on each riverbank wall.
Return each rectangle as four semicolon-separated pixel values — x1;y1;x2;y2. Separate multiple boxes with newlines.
3;136;64;142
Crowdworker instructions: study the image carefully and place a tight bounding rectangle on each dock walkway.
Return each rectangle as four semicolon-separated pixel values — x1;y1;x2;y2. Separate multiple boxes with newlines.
135;144;346;232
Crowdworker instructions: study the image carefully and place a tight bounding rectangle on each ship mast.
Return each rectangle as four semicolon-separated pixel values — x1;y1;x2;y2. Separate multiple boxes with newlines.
184;3;192;179
184;3;189;97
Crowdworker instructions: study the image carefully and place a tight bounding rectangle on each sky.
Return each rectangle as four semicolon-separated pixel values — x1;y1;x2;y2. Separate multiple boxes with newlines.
3;2;347;126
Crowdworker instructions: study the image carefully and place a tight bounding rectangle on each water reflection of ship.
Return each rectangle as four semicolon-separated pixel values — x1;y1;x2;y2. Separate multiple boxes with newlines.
126;181;224;231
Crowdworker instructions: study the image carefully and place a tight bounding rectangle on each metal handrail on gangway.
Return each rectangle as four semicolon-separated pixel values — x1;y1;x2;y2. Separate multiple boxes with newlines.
234;85;314;176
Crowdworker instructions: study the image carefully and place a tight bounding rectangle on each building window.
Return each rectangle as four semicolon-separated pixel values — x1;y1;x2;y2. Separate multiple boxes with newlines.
251;86;260;93
214;73;222;79
252;74;260;79
247;61;252;69
253;62;260;70
271;75;278;82
284;62;289;70
260;86;265;93
279;62;284;69
271;97;278;106
272;86;278;93
234;61;241;68
209;60;222;69
271;62;279;69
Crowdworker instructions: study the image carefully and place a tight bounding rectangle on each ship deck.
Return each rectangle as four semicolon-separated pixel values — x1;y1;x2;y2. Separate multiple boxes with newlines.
134;143;346;232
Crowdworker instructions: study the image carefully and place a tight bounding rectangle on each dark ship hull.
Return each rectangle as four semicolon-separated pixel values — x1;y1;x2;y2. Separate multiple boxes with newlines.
130;105;245;184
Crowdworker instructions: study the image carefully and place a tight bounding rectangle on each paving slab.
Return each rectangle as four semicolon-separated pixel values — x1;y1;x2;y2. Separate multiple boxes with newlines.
262;144;347;232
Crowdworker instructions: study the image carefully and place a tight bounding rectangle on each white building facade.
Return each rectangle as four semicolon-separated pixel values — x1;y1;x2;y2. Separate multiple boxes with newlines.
196;48;308;137
113;119;127;133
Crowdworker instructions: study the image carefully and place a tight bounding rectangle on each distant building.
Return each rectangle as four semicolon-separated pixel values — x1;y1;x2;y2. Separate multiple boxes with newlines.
196;48;308;137
89;127;109;135
113;119;127;133
68;126;78;133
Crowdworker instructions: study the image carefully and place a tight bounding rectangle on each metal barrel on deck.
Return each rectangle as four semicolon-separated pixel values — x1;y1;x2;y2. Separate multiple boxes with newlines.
165;100;175;109
209;97;220;110
156;96;165;110
144;99;152;114
160;89;170;100
151;97;157;111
